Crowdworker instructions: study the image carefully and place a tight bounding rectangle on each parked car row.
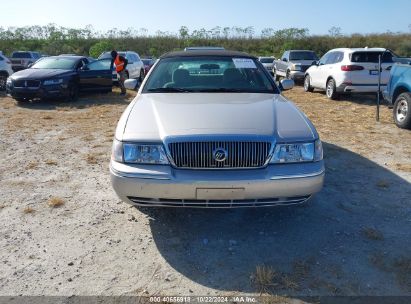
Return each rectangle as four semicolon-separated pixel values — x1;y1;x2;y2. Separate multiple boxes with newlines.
267;47;411;129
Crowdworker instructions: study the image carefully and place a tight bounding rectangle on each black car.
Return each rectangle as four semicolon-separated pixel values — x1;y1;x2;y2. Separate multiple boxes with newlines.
6;56;113;102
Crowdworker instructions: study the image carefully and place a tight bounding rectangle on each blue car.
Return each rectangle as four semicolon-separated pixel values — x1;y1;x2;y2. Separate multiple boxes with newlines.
383;60;411;129
6;56;113;102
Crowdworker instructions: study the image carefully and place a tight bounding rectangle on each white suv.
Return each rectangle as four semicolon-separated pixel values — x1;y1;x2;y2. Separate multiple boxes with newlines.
0;54;13;90
98;51;145;81
304;48;394;99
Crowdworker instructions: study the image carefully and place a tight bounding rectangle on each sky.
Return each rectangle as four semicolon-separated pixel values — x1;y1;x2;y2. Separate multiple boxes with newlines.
1;0;411;36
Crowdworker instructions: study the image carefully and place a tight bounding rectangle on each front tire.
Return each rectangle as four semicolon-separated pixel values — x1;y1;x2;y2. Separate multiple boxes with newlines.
326;78;338;100
304;75;314;92
393;92;411;129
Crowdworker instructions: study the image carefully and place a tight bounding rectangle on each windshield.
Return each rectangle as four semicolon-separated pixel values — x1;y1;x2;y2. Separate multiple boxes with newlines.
12;52;31;58
259;58;274;63
289;51;318;61
143;56;277;94
31;57;77;70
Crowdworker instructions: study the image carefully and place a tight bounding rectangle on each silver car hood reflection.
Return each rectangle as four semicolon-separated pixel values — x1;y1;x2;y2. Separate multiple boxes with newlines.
118;93;317;142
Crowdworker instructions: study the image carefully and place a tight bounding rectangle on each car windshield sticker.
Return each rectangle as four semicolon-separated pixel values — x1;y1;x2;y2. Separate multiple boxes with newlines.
232;58;256;69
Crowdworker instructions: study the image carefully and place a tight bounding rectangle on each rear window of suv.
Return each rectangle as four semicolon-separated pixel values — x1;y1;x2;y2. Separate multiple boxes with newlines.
12;52;32;58
289;51;318;61
350;51;393;63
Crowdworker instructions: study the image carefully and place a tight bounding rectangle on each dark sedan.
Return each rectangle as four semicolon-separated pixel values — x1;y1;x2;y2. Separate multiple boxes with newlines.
6;56;113;102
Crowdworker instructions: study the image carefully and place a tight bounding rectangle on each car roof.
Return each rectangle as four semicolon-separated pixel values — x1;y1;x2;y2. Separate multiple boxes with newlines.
48;55;86;60
288;50;316;52
161;50;255;59
329;47;388;53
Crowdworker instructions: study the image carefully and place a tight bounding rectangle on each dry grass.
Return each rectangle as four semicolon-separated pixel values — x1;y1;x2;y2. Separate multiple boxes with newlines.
26;161;39;170
253;265;277;293
41;115;53;120
362;227;384;241
47;197;65;208
23;206;35;214
391;163;411;172
370;253;411;290
45;159;58;166
393;257;411;288
86;154;98;164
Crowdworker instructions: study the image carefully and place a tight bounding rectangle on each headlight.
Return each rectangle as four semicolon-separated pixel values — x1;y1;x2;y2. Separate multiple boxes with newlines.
292;64;302;71
270;140;323;163
43;78;64;85
6;78;12;85
121;142;169;164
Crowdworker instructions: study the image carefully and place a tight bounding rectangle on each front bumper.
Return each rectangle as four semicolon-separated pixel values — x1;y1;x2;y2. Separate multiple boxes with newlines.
289;71;305;80
110;161;325;208
6;85;68;100
336;83;387;93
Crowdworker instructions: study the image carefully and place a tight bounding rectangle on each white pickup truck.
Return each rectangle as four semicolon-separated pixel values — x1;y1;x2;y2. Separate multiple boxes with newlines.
273;50;318;81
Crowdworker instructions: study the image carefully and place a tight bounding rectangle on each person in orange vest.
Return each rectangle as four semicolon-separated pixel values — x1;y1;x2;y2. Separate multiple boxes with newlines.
110;50;128;95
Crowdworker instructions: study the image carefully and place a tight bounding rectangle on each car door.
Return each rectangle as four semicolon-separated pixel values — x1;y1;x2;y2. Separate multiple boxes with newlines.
309;53;328;88
79;59;112;92
311;52;334;89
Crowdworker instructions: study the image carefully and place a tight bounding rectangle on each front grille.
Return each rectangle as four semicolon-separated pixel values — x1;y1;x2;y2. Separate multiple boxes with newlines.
13;80;41;88
168;141;271;169
127;195;311;208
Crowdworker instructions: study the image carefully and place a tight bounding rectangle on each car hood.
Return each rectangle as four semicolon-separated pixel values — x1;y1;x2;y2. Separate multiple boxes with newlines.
10;68;72;80
119;93;317;143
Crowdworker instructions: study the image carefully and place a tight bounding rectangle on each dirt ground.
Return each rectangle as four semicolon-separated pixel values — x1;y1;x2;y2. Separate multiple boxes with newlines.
0;86;410;301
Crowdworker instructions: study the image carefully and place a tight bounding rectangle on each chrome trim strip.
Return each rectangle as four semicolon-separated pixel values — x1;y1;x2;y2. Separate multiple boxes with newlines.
269;169;325;180
110;166;171;180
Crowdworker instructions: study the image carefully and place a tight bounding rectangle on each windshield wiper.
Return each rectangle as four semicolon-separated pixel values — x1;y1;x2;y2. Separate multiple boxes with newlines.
194;88;249;93
147;87;193;92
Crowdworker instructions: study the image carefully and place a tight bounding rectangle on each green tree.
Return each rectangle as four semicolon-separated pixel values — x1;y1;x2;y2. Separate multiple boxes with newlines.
89;40;113;58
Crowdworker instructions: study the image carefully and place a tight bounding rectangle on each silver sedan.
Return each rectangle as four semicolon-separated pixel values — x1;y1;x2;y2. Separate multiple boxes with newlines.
110;50;324;208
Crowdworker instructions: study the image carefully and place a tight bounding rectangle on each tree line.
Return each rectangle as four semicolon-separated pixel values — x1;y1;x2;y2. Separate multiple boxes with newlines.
0;24;410;59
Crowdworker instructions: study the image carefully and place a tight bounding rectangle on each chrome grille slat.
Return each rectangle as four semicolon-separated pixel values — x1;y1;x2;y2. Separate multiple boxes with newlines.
168;141;271;169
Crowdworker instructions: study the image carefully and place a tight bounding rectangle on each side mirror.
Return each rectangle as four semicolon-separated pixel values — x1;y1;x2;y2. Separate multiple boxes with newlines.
279;79;294;91
311;60;318;66
124;79;138;90
80;65;89;71
27;63;34;68
282;58;288;62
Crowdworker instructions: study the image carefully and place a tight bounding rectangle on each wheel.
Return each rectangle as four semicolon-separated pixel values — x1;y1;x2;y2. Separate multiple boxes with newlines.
0;73;8;91
304;75;314;92
66;83;79;101
139;69;145;83
393;92;411;129
273;68;279;81
326;78;338;100
286;70;291;80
